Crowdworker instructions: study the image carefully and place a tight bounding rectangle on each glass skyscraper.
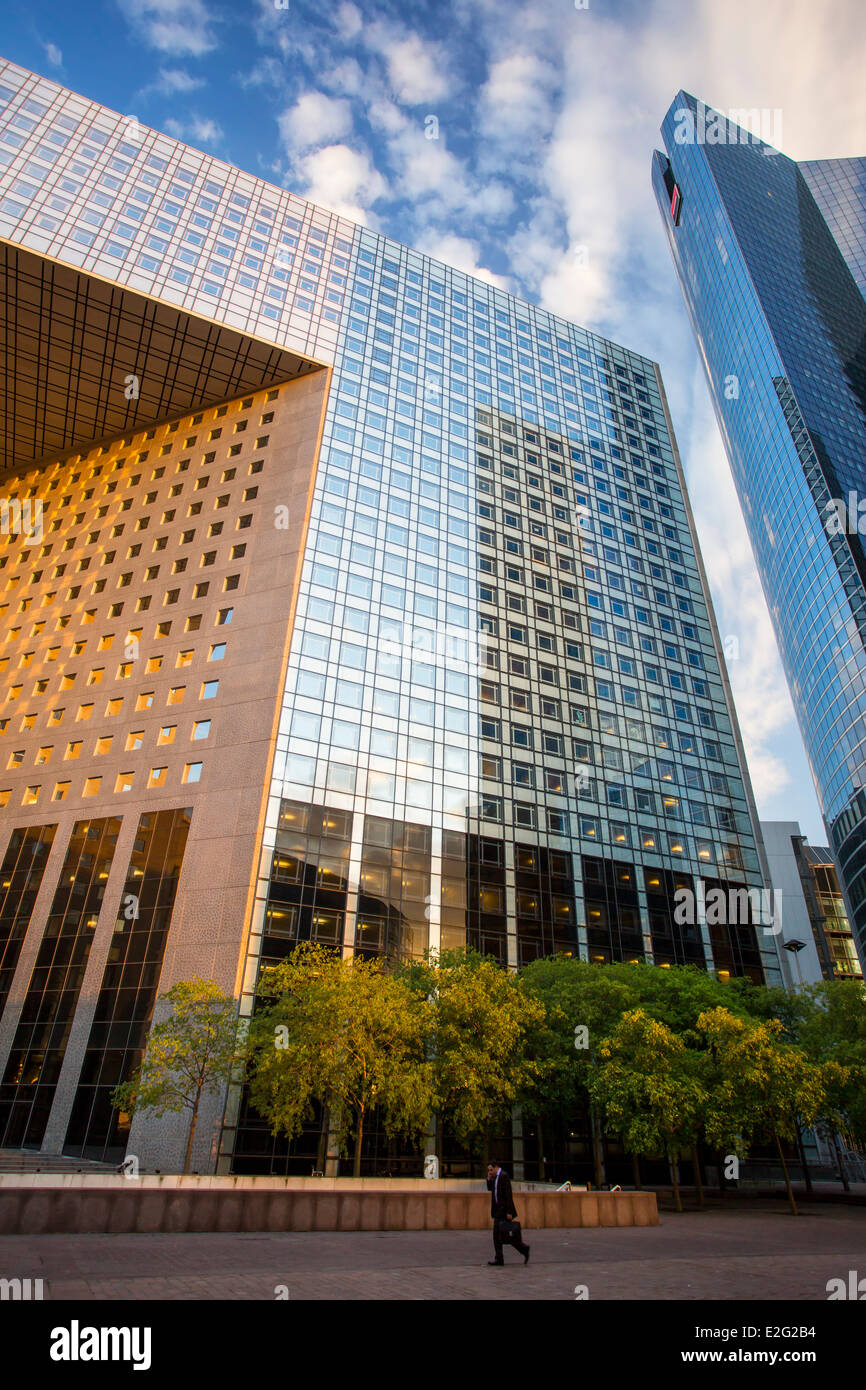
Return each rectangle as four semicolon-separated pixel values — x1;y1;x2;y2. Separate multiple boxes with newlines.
653;93;866;974
0;61;782;1175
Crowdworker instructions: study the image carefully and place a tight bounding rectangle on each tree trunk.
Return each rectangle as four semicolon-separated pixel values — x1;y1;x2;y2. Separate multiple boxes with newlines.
831;1130;850;1193
691;1144;705;1208
794;1121;813;1196
590;1105;605;1189
632;1151;642;1190
353;1106;365;1178
537;1117;546;1182
183;1094;200;1175
670;1152;683;1213
776;1132;798;1216
717;1146;727;1197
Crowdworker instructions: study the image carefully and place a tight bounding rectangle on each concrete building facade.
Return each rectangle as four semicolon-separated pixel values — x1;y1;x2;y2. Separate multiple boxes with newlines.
760;820;862;986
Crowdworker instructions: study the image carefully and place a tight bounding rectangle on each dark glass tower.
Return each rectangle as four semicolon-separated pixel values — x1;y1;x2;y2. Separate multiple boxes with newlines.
652;93;866;967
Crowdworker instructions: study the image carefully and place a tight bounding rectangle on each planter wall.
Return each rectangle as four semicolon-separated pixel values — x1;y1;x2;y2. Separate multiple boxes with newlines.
0;1181;657;1234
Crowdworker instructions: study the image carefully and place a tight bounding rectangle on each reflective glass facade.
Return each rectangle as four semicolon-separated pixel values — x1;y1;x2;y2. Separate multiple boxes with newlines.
653;92;866;969
803;157;866;294
0;62;784;1171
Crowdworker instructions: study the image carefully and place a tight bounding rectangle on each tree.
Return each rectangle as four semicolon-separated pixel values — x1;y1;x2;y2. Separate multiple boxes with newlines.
621;960;750;1036
402;948;545;1161
112;977;242;1174
588;1008;706;1212
697;1007;828;1215
774;980;866;1189
248;943;434;1175
521;956;640;1184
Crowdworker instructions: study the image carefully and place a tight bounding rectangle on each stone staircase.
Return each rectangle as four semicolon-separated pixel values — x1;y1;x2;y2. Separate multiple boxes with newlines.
0;1148;117;1174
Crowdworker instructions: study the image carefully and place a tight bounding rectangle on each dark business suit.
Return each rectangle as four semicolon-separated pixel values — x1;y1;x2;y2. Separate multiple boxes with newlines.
487;1167;530;1262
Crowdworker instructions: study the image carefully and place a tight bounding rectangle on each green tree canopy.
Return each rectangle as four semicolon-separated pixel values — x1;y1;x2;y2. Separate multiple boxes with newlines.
588;1007;706;1211
697;1006;830;1213
112;977;242;1174
248;942;435;1175
401;948;545;1156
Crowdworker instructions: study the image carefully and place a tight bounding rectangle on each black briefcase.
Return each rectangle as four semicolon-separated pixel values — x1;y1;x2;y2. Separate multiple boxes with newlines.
499;1219;522;1244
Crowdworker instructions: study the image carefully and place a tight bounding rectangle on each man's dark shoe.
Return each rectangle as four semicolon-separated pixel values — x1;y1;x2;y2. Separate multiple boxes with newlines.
488;1260;504;1266
524;1247;531;1265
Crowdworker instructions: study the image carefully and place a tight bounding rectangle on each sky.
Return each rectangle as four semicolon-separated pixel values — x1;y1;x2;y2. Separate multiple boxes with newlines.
4;0;866;844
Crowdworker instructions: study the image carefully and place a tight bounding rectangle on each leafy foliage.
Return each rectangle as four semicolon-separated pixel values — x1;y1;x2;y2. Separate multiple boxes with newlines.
137;954;866;1188
248;943;434;1173
111;977;243;1173
587;1008;706;1210
422;949;546;1150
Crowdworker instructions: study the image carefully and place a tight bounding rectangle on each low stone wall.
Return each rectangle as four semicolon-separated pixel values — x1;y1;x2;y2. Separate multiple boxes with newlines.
0;1183;657;1234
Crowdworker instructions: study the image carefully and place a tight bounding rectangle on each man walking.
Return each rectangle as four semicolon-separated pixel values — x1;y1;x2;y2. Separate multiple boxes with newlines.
486;1160;530;1266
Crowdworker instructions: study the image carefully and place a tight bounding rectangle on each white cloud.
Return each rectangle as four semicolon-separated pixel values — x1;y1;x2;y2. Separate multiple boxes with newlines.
416;232;509;289
379;33;451;105
279;92;352;153
163;114;223;147
44;42;63;68
188;116;223;145
478;52;557;150
251;0;296;60
334;2;363;41
152;67;204;94
292;144;388;224
122;0;217;57
367;96;410;139
320;58;368;99
236;57;284;90
373;117;513;229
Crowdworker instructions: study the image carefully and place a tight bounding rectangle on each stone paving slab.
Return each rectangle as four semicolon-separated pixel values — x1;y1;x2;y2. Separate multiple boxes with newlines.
3;1204;865;1300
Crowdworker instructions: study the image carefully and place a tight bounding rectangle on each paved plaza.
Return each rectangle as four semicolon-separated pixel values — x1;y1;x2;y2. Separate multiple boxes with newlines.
3;1202;865;1300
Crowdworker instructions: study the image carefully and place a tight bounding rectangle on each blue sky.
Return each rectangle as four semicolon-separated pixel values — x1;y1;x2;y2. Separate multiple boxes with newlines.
4;0;866;843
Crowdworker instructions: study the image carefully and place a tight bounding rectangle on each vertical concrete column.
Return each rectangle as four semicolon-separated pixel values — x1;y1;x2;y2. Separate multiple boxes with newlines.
0;823;69;1078
512;1105;525;1181
324;1109;342;1176
42;810;142;1154
504;838;518;969
635;876;657;965
572;848;590;961
342;806;366;960
695;874;714;969
427;824;442;956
